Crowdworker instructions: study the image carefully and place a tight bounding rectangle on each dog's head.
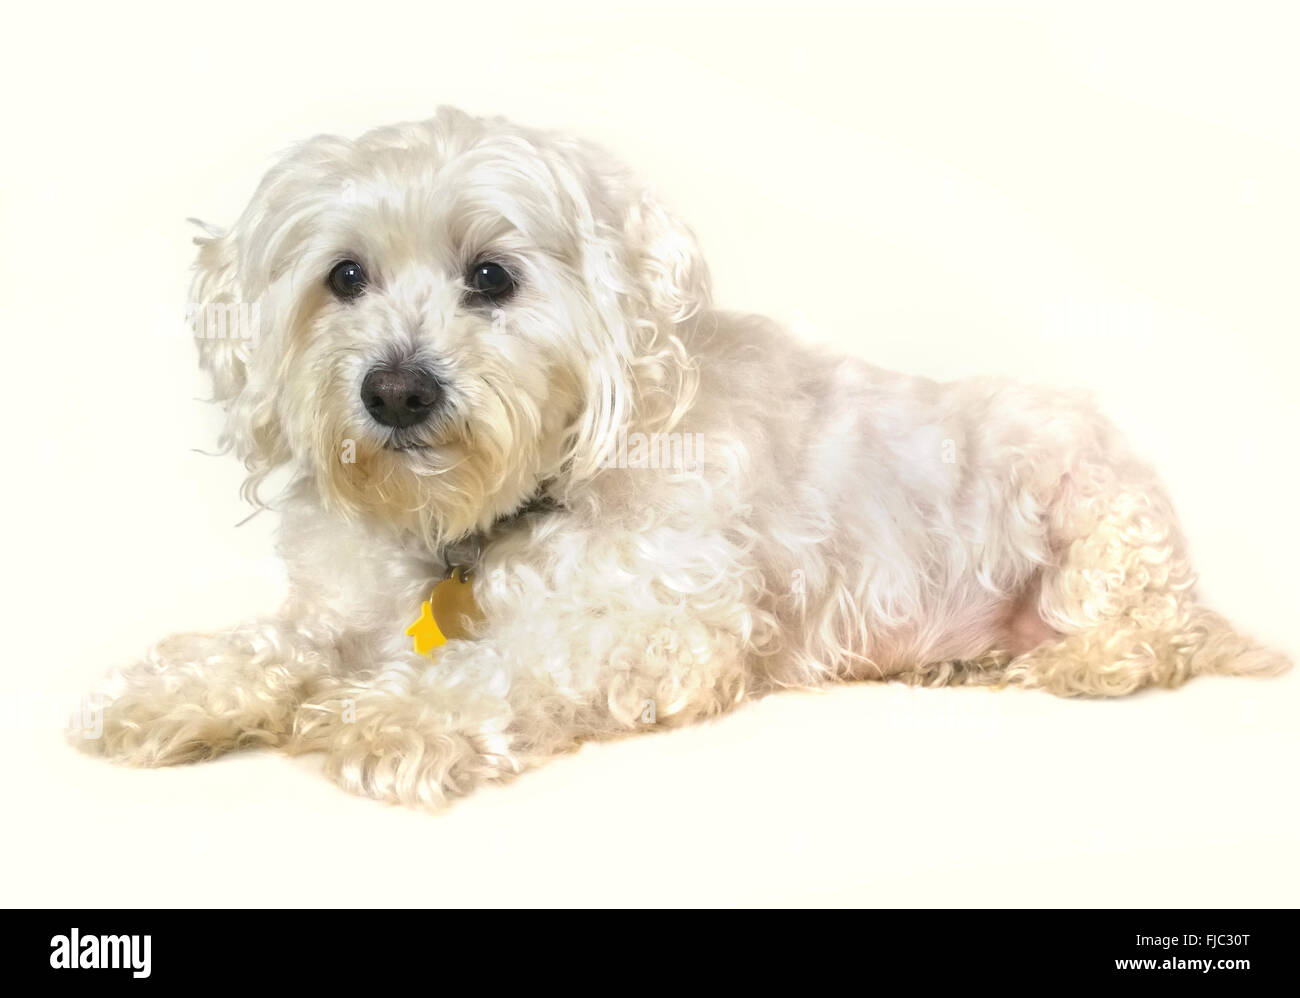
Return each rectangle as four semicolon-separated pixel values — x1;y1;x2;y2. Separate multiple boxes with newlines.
192;107;708;544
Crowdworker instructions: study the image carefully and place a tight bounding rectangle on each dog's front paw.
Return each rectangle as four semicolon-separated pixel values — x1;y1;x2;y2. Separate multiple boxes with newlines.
295;678;521;809
77;627;318;766
79;681;278;766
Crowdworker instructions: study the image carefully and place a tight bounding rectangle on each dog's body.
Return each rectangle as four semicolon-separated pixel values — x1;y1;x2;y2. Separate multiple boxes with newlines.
85;108;1288;807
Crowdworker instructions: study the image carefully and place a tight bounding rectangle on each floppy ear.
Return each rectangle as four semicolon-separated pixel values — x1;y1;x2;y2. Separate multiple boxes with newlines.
189;221;251;400
188;217;290;502
562;184;710;484
622;190;711;325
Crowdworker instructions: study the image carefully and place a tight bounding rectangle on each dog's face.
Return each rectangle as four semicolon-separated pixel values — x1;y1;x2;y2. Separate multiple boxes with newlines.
194;108;707;545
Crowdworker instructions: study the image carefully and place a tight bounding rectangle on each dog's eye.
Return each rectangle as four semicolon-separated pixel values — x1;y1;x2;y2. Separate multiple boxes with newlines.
466;261;515;302
328;260;368;300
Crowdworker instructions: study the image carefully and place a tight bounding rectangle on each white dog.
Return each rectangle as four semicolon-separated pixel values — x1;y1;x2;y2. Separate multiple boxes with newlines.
83;107;1289;808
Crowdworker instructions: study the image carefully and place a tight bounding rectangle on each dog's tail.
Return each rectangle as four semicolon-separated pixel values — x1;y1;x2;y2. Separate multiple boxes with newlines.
1000;601;1292;696
1177;604;1292;681
911;603;1290;696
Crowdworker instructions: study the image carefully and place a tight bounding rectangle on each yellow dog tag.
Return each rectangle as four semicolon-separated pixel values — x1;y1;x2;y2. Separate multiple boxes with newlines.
405;570;481;655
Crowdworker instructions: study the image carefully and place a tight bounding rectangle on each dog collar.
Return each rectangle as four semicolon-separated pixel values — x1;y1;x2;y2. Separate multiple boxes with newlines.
437;490;562;577
405;486;562;655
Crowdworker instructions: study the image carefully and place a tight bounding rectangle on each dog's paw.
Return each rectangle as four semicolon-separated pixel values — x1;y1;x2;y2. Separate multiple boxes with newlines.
74;682;281;766
75;628;312;766
297;681;520;808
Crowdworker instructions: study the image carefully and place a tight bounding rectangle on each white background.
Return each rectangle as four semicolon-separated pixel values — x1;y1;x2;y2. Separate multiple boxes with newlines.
1;0;1296;906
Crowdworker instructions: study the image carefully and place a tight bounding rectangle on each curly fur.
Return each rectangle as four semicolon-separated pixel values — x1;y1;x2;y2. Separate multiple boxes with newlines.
80;107;1291;808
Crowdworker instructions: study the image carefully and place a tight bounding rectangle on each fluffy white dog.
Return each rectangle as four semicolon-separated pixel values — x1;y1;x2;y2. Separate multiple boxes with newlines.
83;107;1289;807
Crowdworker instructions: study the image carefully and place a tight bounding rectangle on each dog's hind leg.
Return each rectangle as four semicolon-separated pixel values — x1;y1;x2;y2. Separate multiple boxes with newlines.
998;467;1289;696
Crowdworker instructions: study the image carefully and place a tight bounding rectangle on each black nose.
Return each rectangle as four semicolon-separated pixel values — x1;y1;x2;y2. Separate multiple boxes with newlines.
361;366;442;428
